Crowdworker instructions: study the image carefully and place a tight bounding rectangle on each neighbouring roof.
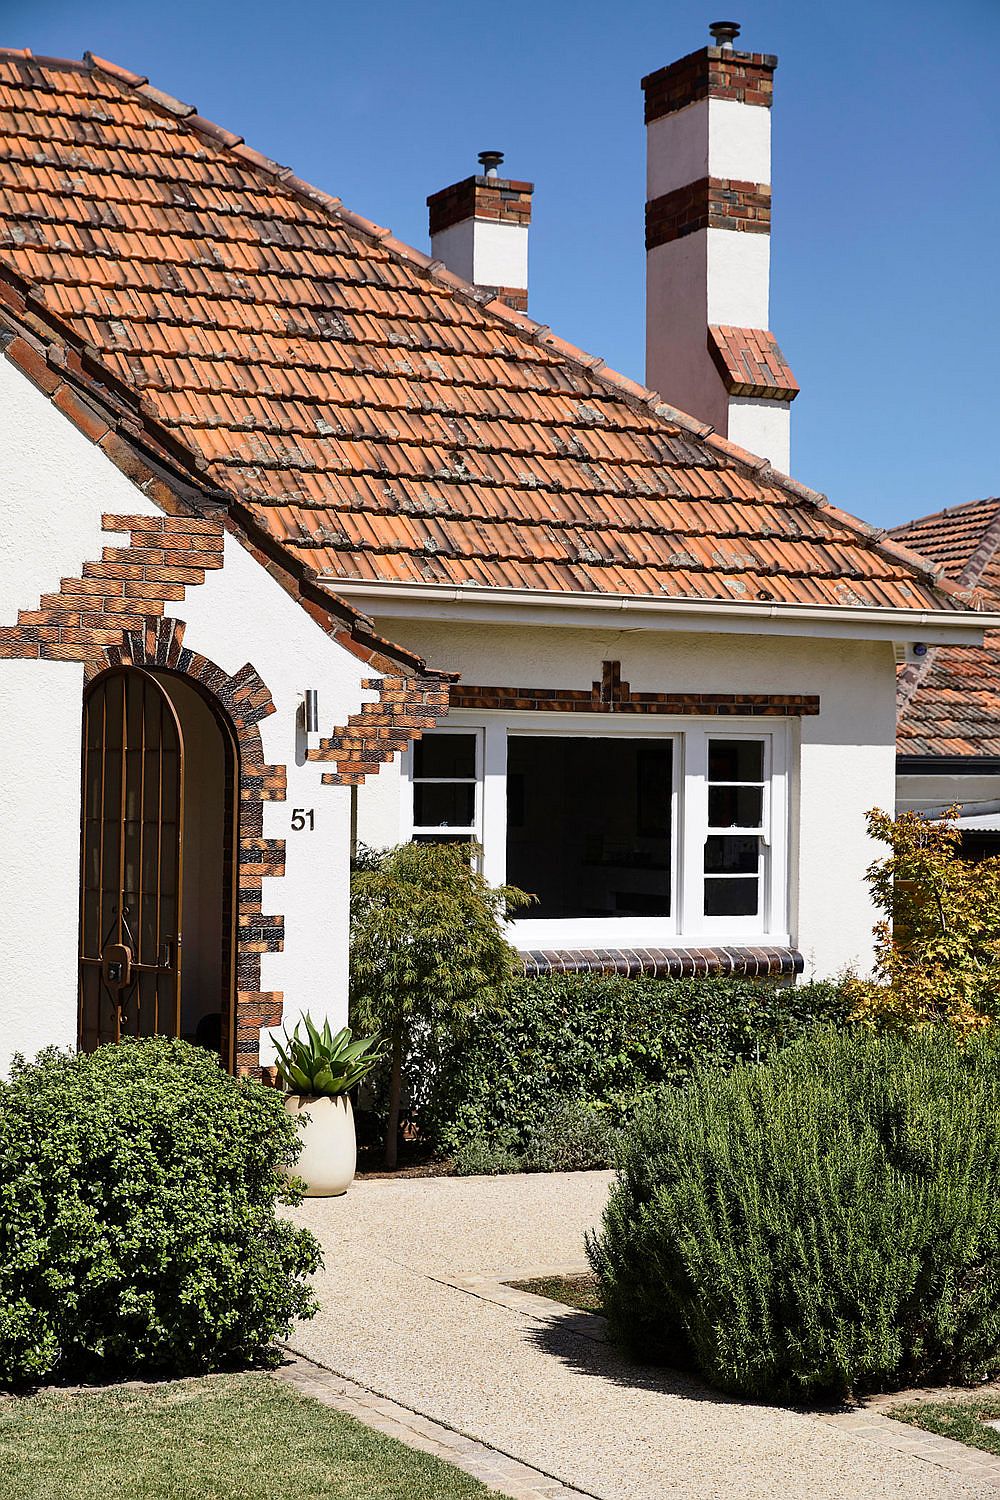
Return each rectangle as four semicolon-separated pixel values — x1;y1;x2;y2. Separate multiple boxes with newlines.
0;48;976;614
892;498;1000;757
708;325;798;402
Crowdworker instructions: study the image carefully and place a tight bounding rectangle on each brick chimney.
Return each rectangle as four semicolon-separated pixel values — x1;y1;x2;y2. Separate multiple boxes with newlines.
427;151;532;312
642;23;798;472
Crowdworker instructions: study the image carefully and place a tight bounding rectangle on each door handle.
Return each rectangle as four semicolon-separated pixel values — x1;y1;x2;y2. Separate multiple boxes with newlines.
102;942;133;991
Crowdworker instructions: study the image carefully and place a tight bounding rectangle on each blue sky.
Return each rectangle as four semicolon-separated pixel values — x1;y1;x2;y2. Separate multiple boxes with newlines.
5;0;998;528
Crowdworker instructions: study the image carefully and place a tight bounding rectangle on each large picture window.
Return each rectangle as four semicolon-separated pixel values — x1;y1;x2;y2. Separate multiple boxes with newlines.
405;719;787;946
505;737;673;919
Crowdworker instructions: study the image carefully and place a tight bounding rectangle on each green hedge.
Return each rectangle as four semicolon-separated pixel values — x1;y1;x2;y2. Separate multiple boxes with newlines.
406;973;849;1154
0;1038;321;1387
588;1027;1000;1403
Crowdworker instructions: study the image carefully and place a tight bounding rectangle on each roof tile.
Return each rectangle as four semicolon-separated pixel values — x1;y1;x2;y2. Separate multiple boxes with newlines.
0;50;969;614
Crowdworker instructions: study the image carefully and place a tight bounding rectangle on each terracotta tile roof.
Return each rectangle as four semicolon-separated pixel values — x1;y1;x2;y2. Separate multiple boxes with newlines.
891;499;1000;756
0;48;972;614
708;325;798;401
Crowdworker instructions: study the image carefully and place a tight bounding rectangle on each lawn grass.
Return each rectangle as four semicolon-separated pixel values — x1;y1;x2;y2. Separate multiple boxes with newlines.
508;1273;603;1313
0;1372;489;1500
888;1394;1000;1456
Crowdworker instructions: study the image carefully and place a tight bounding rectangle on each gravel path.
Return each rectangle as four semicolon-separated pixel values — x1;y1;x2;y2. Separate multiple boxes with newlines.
290;1173;994;1500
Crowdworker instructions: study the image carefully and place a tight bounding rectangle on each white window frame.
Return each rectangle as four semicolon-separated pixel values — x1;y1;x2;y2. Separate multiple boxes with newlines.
403;715;790;949
406;726;484;847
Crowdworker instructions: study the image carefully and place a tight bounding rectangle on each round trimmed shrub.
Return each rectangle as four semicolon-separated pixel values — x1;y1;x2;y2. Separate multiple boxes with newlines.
588;1028;1000;1403
0;1038;321;1387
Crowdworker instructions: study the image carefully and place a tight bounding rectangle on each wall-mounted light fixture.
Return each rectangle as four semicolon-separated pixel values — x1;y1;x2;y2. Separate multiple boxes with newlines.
303;689;319;734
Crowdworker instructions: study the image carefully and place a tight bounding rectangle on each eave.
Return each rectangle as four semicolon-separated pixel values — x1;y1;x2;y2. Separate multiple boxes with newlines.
323;578;1000;646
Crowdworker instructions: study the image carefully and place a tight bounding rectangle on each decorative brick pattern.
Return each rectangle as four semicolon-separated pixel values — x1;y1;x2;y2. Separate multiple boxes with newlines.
708;325;799;401
312;675;453;785
642;45;776;124
646;178;771;249
520;946;804;979
450;660;819;717
427;174;533;236
0;511;226;662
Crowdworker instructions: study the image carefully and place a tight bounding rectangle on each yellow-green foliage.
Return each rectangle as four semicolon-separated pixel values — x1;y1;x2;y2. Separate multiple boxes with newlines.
847;807;1000;1033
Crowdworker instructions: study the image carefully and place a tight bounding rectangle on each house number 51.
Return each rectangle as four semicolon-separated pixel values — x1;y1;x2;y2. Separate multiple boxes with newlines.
291;808;315;831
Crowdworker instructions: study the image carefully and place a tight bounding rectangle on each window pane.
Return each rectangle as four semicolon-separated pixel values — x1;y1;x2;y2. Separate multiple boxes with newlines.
708;785;763;829
704;877;759;917
413;734;477;780
704;834;759;874
708;739;764;783
505;737;672;919
413;782;475;829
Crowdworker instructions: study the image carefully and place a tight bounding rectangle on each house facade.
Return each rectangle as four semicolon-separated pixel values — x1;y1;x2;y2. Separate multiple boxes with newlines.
0;33;994;1075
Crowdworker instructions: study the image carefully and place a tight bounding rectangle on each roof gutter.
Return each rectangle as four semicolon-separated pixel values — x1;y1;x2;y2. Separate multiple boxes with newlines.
321;578;1000;645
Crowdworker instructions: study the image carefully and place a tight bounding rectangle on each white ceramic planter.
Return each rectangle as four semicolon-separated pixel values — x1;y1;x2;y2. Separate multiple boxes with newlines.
284;1094;357;1197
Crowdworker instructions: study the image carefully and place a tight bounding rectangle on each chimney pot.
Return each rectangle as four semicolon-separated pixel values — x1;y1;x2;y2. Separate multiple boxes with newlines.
477;149;505;178
709;20;741;49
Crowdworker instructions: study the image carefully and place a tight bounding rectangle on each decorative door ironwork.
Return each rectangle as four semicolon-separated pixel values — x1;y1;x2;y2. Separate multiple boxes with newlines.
79;668;184;1050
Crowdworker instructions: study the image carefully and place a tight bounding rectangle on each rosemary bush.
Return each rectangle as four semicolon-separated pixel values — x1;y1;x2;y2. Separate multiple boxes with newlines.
589;1028;1000;1403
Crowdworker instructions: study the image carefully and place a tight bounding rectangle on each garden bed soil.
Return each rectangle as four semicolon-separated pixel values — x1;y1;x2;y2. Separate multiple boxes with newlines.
355;1141;453;1179
506;1273;603;1314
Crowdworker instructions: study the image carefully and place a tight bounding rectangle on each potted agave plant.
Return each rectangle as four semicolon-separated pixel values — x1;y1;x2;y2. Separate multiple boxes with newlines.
273;1014;383;1197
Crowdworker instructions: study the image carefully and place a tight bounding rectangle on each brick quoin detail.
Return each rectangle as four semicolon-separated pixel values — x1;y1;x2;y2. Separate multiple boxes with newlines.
427;175;533;237
646;178;771;250
521;946;804;980
312;675;453;785
84;623;287;1078
450;661;819;717
642;46;776;124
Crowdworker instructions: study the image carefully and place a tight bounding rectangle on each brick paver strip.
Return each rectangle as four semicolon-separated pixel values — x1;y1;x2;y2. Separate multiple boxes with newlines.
275;1353;595;1499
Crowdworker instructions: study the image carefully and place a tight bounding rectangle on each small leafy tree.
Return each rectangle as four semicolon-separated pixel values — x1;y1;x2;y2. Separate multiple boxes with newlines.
846;806;1000;1032
349;840;532;1167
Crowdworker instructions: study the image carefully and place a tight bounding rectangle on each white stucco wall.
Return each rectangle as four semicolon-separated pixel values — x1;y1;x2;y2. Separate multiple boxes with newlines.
647;97;771;202
431;217;528;291
0;357;380;1072
728;395;791;473
358;618;898;980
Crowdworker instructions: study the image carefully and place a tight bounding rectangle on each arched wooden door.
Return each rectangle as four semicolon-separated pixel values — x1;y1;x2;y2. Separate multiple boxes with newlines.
79;668;184;1050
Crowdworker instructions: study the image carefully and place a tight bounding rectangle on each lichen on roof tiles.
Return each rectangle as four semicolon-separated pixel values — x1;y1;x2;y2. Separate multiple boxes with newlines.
0;47;970;614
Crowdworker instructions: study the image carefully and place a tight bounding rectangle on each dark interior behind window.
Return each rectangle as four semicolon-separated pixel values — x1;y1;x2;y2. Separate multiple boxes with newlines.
505;737;672;919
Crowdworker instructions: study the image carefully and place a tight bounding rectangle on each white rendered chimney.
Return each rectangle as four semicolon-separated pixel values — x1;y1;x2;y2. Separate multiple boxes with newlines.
642;23;797;472
427;151;533;312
